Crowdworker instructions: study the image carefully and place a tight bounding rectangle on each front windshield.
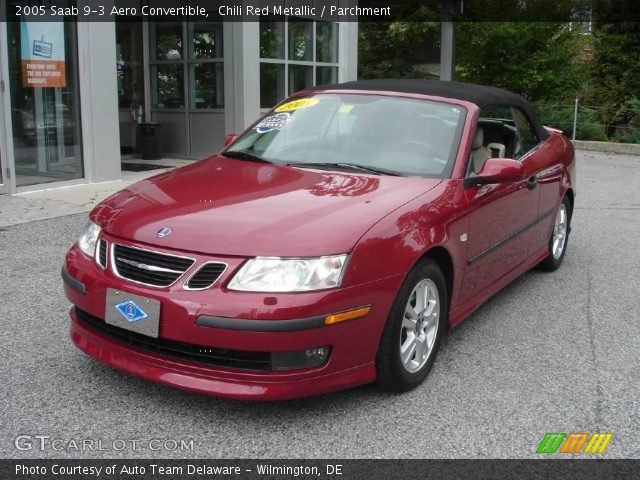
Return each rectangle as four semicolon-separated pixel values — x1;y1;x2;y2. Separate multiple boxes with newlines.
226;93;466;178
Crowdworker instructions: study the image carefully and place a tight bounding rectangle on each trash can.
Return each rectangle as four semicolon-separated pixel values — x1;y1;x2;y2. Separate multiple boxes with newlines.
140;122;162;160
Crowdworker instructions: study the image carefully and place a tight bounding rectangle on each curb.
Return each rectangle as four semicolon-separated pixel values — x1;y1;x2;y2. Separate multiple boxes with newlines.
572;140;640;156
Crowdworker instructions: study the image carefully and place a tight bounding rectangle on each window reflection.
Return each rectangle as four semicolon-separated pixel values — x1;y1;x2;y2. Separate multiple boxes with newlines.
289;65;313;95
260;63;285;109
152;64;184;108
153;22;182;60
260;19;340;108
150;21;224;110
259;21;284;59
288;19;313;61
316;22;338;63
191;23;223;59
191;63;224;108
316;66;338;85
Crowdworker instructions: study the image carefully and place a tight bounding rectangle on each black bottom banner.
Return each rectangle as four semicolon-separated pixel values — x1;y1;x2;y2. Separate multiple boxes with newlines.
1;459;639;480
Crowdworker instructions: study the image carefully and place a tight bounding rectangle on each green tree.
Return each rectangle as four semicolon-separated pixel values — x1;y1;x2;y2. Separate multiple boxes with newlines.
588;22;640;131
359;21;440;79
455;22;584;101
358;4;440;80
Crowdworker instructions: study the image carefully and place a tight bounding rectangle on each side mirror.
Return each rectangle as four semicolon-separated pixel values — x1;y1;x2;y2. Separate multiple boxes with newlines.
464;158;525;189
223;133;238;147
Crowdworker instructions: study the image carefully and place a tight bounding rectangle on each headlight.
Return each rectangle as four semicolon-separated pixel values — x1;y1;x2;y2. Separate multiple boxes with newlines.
228;255;348;292
78;219;101;258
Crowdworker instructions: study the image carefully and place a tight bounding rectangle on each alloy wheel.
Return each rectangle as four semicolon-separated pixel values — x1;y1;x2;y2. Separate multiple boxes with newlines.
552;203;568;260
399;278;440;373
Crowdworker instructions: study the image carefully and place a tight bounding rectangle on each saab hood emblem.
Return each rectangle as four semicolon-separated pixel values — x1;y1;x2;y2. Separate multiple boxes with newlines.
156;226;172;238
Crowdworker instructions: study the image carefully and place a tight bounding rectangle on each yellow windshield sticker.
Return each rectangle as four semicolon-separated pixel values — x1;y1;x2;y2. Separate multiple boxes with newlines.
338;104;354;113
275;97;320;112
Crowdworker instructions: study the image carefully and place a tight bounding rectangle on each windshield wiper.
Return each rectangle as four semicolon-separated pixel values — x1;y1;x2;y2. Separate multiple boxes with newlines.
221;150;273;164
286;162;404;177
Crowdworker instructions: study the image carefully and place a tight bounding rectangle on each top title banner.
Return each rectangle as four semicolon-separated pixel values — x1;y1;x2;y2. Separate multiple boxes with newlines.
8;1;391;22
1;0;638;23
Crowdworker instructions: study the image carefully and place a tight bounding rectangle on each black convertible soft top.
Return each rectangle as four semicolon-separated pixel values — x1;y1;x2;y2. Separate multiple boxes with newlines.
311;79;549;140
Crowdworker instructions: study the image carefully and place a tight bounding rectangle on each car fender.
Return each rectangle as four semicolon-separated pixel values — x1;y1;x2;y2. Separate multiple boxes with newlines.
344;180;469;320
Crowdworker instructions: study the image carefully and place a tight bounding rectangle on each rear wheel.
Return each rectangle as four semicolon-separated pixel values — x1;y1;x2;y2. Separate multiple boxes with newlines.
538;196;571;271
376;259;447;392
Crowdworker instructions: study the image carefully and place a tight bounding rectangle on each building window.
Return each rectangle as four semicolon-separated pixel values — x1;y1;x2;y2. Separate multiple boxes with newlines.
188;22;224;109
259;18;339;109
316;21;338;63
288;19;313;61
153;21;183;60
151;64;184;108
288;64;313;95
190;62;224;109
260;63;285;109
149;20;224;110
260;21;285;59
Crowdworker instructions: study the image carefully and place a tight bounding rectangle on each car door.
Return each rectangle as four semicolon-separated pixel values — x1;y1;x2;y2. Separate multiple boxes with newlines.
460;109;542;303
511;108;562;253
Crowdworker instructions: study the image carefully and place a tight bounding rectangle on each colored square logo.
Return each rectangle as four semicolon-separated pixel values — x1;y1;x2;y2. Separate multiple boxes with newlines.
537;432;613;454
114;300;148;323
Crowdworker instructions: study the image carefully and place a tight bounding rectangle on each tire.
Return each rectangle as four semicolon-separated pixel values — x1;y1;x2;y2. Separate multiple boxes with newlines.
537;196;572;272
376;258;447;392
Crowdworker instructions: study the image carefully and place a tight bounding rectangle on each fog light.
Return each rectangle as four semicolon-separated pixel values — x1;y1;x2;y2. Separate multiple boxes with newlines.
271;347;330;371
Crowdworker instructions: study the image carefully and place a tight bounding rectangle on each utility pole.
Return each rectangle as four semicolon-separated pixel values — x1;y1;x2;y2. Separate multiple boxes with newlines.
440;0;457;81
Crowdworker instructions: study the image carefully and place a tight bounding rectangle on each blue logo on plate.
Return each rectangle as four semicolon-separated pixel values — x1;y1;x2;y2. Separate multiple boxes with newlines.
156;226;172;238
114;300;148;323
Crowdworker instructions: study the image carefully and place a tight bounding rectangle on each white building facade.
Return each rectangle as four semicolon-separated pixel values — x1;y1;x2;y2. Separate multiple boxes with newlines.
0;11;358;194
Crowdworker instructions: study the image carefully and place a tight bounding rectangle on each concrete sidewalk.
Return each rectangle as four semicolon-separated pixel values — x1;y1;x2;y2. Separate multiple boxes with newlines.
0;158;192;228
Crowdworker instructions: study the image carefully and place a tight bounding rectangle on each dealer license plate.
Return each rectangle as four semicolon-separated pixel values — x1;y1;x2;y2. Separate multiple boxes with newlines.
105;288;161;338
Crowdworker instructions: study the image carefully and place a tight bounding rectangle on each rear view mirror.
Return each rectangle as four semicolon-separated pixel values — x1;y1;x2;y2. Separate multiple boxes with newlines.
464;158;525;189
224;133;238;147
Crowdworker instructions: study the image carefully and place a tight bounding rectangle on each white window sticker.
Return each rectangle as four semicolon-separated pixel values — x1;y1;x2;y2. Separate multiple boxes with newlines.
255;112;292;134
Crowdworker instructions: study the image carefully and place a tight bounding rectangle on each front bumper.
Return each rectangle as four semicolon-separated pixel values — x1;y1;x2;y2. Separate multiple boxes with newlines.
70;307;375;400
63;238;403;400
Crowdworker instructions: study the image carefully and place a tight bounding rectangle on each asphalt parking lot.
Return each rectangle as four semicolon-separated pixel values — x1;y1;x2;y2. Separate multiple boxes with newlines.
1;150;638;459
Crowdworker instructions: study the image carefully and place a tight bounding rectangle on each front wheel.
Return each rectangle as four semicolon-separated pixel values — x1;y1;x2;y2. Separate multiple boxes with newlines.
537;196;571;271
376;259;447;392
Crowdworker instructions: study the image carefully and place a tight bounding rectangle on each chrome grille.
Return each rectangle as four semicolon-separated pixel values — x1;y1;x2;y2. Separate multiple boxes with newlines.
184;262;227;290
112;243;195;287
96;239;107;269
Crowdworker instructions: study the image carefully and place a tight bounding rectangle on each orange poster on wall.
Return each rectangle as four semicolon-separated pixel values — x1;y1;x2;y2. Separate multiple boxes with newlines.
20;22;66;88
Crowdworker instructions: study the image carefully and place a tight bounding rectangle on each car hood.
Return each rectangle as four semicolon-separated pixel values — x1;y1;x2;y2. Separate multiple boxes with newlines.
93;156;441;257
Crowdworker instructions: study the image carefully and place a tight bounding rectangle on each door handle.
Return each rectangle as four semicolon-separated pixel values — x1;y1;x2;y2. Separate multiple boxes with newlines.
526;175;538;190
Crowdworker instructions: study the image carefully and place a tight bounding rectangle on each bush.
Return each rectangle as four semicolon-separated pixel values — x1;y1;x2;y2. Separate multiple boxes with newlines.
611;97;640;144
534;103;608;141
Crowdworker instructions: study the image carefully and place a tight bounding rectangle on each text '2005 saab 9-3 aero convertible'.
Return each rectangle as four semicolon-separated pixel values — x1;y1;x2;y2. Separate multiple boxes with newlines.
63;80;575;400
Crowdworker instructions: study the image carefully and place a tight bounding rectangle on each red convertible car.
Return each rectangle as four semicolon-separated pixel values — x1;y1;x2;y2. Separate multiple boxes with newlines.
63;80;575;400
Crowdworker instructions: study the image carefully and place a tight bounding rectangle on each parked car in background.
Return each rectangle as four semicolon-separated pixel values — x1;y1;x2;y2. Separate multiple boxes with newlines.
62;80;576;400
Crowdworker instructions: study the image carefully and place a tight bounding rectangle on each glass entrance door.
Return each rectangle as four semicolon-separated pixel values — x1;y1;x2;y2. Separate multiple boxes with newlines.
5;10;83;188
